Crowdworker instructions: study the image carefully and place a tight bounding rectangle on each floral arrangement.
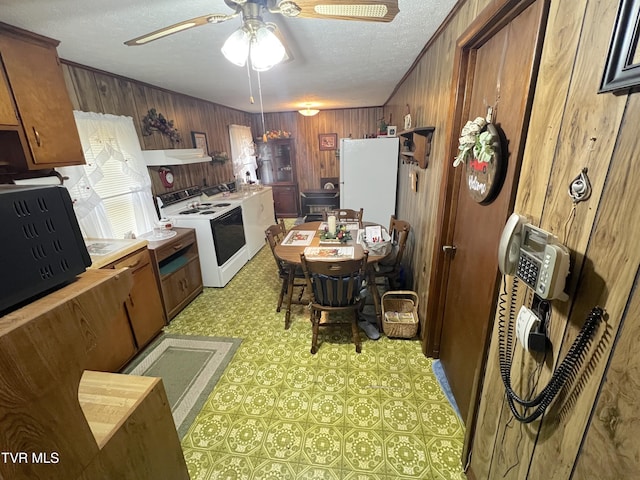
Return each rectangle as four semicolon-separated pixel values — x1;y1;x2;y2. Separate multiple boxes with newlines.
142;108;181;144
265;130;292;139
320;225;353;243
453;116;495;167
211;151;229;164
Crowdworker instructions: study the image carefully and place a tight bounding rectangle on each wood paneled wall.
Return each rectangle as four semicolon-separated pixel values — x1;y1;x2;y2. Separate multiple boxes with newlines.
386;0;640;478
249;108;382;193
61;61;250;195
61;61;381;197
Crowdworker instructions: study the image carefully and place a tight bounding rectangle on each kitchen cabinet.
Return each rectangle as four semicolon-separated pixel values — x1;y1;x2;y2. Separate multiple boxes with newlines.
110;248;167;348
242;187;276;258
148;228;203;321
256;138;299;217
271;184;299;217
84;304;137;373
0;22;84;171
398;127;435;169
87;245;166;372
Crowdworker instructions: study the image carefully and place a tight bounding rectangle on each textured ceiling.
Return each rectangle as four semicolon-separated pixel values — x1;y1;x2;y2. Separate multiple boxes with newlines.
0;0;458;113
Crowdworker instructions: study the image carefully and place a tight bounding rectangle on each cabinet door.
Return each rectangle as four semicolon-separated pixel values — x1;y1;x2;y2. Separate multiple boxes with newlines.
272;185;299;217
182;257;203;304
126;263;166;348
0;68;18;126
161;257;202;321
272;142;294;183
0;34;84;167
84;304;137;372
257;139;296;184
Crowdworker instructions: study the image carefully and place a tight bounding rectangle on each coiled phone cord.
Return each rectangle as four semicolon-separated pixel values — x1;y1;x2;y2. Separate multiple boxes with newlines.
498;276;604;422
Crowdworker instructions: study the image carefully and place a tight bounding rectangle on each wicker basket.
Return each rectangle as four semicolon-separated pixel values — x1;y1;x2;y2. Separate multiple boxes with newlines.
381;291;419;338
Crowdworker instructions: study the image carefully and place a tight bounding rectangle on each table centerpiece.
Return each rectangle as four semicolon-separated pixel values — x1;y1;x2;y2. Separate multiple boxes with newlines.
319;224;353;244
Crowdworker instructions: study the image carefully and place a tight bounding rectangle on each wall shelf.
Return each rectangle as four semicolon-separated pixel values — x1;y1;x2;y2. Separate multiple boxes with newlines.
399;127;435;169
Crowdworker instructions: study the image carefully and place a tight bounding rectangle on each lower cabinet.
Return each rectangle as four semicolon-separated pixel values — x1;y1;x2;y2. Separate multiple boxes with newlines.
87;246;166;372
85;304;137;373
148;228;204;321
272;184;299;217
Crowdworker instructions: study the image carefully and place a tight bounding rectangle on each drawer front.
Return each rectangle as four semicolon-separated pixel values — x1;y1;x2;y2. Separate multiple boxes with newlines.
155;230;197;263
109;248;150;271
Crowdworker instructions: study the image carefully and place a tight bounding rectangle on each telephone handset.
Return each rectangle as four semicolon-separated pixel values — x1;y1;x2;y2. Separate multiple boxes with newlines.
498;213;570;301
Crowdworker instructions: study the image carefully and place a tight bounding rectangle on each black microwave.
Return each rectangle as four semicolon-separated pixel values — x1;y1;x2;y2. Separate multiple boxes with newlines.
0;184;91;314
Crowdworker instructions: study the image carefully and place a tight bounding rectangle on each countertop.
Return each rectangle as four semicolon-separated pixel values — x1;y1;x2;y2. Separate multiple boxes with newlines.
201;185;271;202
85;237;149;269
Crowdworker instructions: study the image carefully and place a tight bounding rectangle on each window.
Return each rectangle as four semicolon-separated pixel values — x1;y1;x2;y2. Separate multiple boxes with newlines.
59;112;157;239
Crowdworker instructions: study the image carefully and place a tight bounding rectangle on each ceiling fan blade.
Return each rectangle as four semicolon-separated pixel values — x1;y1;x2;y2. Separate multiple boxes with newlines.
285;0;399;22
124;13;237;46
266;22;294;63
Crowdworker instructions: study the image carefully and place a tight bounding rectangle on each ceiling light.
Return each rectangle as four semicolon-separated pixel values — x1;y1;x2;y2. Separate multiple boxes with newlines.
221;21;285;71
299;104;320;116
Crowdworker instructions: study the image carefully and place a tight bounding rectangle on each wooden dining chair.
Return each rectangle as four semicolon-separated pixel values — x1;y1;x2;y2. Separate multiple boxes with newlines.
265;221;306;327
374;216;411;290
323;208;364;228
300;252;368;354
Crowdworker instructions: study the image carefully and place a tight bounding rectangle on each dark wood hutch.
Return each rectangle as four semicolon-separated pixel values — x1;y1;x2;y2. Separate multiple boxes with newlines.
256;138;299;217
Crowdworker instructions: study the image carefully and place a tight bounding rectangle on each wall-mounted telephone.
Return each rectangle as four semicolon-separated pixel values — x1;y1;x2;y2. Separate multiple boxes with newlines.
498;213;570;301
497;214;605;423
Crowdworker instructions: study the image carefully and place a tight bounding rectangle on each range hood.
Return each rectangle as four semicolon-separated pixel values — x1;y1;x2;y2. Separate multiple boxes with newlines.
142;148;212;166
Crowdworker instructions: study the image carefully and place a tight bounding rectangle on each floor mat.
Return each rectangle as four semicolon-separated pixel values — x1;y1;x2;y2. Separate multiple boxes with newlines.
123;334;241;438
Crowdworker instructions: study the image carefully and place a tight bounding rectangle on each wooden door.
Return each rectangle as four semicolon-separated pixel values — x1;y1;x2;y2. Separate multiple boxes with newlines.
437;0;547;426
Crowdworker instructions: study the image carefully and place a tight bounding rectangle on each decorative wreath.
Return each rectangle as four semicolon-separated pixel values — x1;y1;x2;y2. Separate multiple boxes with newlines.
453;116;496;167
142;108;181;144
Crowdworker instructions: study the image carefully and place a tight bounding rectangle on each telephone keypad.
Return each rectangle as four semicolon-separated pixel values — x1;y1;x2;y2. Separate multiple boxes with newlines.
516;255;540;290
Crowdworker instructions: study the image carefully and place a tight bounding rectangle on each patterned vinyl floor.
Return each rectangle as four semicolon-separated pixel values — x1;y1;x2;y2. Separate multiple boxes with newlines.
164;225;466;479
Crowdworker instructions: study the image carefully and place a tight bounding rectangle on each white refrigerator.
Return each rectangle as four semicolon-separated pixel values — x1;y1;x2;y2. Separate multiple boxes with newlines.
340;137;400;226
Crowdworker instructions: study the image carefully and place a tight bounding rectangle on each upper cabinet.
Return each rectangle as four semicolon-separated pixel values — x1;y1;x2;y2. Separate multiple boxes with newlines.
0;22;84;172
398;127;435;169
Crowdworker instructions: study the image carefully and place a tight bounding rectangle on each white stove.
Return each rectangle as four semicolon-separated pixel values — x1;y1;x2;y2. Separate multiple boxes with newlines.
158;186;248;288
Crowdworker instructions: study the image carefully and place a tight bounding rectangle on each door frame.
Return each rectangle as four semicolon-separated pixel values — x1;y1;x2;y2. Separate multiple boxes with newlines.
422;0;549;463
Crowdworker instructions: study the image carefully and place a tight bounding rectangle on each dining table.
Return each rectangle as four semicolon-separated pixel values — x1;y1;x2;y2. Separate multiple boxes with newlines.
273;220;390;330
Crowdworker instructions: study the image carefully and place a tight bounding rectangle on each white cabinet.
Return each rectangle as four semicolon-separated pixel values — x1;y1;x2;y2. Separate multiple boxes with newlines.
242;187;276;258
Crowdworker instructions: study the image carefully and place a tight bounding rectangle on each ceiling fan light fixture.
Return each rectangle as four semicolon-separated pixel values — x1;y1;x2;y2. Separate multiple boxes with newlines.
249;24;286;71
314;4;388;18
299;104;320;116
221;27;251;67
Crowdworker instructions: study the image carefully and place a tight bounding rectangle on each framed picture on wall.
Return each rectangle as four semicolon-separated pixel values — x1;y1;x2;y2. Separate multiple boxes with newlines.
319;133;338;151
599;0;640;94
191;131;209;154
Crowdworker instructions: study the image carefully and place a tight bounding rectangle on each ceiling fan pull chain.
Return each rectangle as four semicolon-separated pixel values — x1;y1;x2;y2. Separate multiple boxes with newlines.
256;68;267;142
246;61;255;104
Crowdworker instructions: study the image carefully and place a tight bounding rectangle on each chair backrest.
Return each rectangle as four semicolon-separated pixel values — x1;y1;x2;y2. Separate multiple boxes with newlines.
388;216;411;267
265;220;288;274
300;252;368;307
323;208;364;228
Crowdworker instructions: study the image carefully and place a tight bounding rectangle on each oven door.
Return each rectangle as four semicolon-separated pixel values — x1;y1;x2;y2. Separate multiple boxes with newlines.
211;206;246;266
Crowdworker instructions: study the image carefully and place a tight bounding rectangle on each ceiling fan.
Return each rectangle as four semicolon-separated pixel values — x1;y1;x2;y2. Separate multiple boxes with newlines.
124;0;400;48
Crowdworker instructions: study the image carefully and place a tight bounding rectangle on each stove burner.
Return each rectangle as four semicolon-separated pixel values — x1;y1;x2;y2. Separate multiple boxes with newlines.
214;203;231;207
180;208;200;215
199;210;216;214
198;203;212;207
